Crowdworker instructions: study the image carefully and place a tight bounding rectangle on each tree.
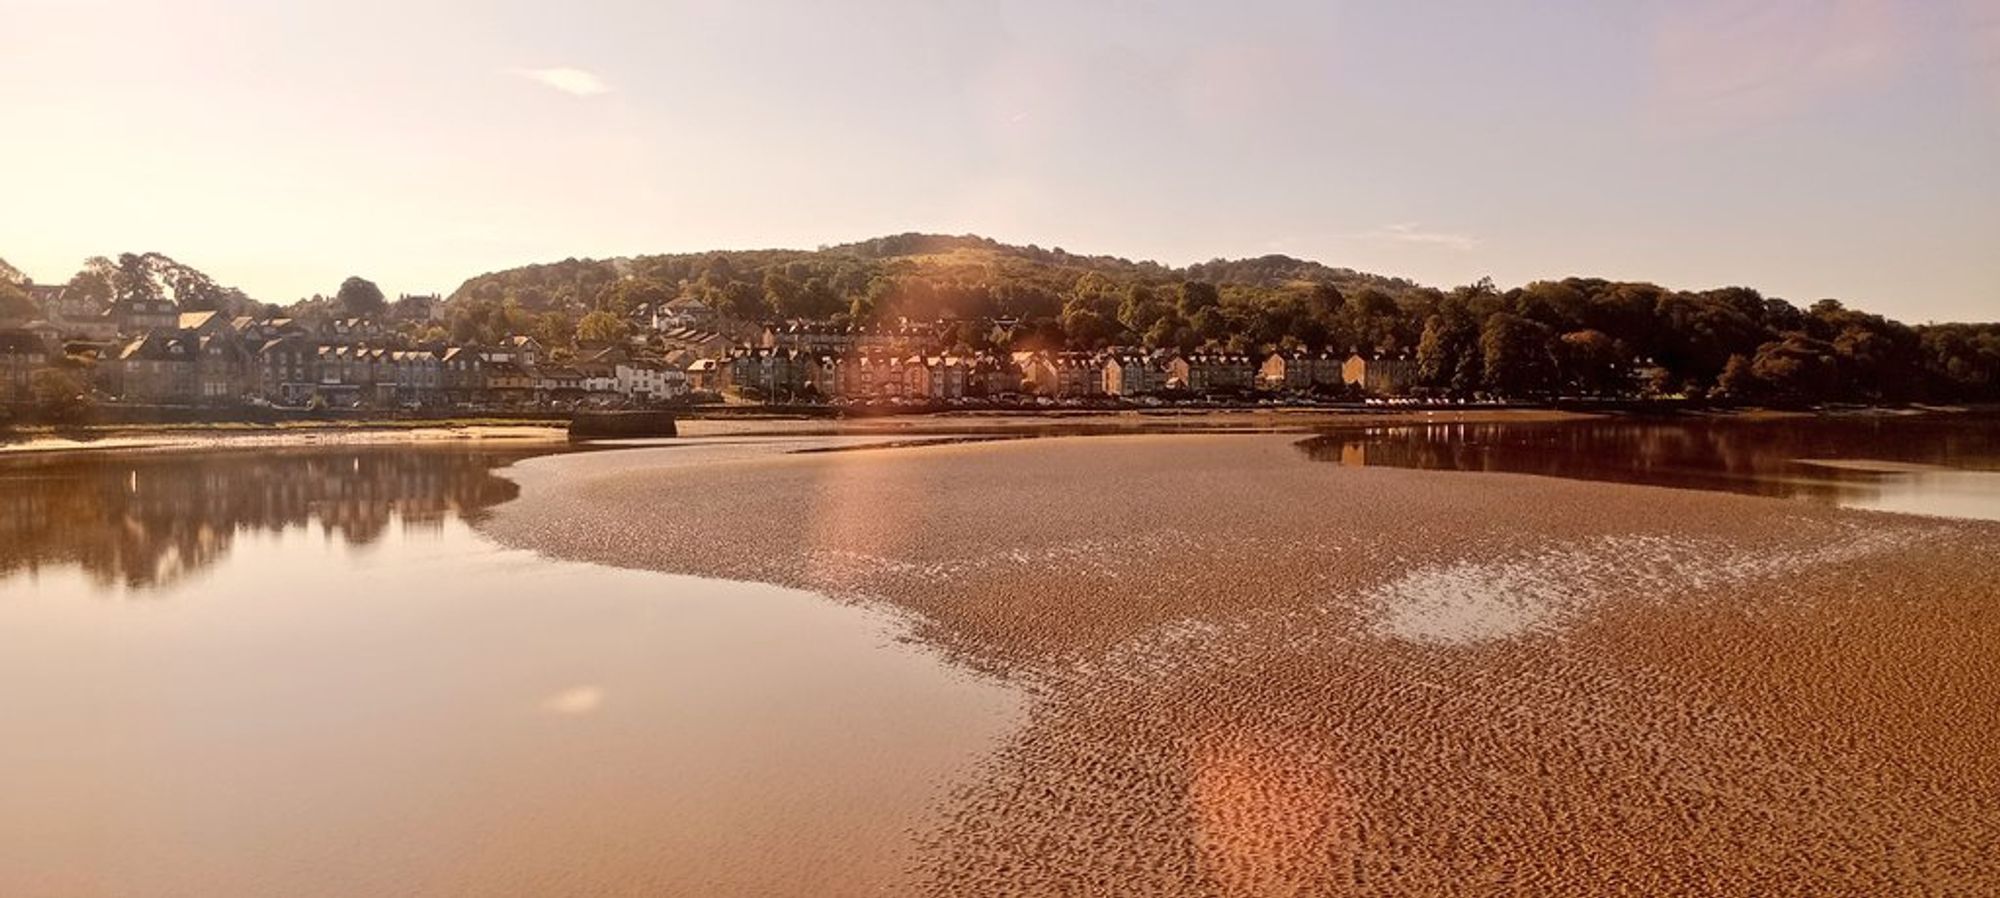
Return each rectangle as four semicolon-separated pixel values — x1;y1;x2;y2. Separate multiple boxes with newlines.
1480;312;1554;397
66;260;114;307
721;281;766;320
532;310;576;349
0;257;24;285
335;276;387;317
576;310;630;345
1554;329;1624;396
599;278;674;318
1748;334;1839;401
763;271;803;318
114;253;160;301
1178;280;1221;317
1717;353;1758;400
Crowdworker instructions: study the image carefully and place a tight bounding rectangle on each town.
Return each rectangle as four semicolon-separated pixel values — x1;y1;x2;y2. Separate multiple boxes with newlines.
5;236;1995;422
0;283;1459;415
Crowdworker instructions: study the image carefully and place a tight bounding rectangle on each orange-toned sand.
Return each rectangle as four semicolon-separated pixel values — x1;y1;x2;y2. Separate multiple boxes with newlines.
484;434;2000;896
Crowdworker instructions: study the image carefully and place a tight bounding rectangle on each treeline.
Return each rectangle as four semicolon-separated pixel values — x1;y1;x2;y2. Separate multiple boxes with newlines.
445;233;1998;403
54;253;268;317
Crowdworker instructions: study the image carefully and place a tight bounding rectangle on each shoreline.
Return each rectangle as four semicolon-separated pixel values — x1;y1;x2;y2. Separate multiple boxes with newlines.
3;403;1988;459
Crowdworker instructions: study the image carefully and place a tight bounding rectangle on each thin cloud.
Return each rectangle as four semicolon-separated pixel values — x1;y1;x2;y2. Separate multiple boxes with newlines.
1358;223;1480;251
1649;0;1915;129
516;66;611;97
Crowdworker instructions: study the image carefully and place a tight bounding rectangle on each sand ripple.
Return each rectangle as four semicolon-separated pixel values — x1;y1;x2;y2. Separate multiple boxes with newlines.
483;434;2000;896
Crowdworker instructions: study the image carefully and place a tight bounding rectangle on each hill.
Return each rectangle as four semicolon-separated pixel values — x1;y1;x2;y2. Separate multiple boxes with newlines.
445;233;1997;403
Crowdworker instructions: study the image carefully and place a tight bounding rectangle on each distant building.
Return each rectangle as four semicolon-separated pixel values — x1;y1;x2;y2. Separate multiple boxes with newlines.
255;335;318;404
113;330;199;402
1103;352;1166;397
440;347;486;404
111;297;179;335
685;358;726;393
1180;353;1257;393
614;360;687;401
1343;352;1418;396
1259;350;1345;392
0;330;59;402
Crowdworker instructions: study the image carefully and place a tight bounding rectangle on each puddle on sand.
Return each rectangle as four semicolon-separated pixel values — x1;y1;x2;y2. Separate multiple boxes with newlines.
0;449;1019;898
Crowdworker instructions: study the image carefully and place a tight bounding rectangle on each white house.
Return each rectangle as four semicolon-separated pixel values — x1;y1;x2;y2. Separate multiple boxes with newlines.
615;360;687;400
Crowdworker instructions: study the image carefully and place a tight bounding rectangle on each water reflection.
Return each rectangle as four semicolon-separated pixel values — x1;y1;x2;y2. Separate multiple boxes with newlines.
1298;415;2000;520
0;447;556;590
0;446;1019;896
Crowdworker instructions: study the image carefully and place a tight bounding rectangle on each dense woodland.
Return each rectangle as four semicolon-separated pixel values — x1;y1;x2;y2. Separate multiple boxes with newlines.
8;236;1999;403
447;234;1999;403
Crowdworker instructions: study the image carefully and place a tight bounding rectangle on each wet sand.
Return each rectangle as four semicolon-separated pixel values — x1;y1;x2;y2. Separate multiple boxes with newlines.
484;433;2000;896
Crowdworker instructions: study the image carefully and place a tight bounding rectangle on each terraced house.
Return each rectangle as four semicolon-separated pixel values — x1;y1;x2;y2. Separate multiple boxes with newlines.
113;331;200;402
1102;352;1168;397
1342;352;1418;396
1258;350;1347;392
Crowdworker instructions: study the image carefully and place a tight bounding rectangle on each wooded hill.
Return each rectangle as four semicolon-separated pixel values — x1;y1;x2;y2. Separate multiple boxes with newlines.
445;233;1998;403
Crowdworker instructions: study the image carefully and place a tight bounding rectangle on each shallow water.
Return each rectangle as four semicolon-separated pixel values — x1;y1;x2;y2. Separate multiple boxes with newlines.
1300;414;2000;521
0;447;1017;898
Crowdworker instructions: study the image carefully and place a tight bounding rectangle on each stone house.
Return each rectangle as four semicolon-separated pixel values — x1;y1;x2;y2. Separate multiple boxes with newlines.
1343;353;1418;396
1103;352;1166;397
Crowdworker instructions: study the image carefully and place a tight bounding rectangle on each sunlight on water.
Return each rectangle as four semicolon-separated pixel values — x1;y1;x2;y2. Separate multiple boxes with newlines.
0;448;1019;898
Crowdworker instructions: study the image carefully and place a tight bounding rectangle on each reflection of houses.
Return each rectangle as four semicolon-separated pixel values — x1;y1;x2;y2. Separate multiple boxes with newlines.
1343;353;1417;396
0;449;532;589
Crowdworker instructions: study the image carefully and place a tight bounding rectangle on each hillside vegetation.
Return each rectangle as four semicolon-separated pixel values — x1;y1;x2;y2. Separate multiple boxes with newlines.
446;233;1998;403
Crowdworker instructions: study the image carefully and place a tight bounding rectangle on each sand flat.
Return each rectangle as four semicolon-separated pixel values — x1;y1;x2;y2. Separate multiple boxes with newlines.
482;433;2000;896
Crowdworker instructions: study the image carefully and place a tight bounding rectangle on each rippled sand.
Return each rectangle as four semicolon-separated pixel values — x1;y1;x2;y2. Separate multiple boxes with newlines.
484;433;2000;896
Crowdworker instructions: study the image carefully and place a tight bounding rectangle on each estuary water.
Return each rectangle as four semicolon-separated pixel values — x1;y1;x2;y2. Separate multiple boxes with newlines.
0;446;1018;898
1300;413;2000;521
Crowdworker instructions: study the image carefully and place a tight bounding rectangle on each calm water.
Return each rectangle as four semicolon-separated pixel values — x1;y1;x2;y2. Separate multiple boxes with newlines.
1299;414;2000;521
0;446;1017;898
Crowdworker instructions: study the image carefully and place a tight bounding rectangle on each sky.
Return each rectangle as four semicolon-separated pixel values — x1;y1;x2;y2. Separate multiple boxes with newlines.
3;0;1997;322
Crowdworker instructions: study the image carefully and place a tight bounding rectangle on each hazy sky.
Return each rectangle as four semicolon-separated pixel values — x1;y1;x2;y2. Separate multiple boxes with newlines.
4;0;1997;321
